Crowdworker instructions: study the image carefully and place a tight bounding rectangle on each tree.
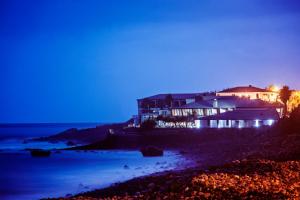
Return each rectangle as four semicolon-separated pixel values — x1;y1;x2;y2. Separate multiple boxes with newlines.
287;91;300;113
289;105;300;130
280;86;292;117
165;94;173;108
278;104;300;134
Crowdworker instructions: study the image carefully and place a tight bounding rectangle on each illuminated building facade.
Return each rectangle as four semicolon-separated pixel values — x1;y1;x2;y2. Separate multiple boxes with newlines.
216;85;279;102
137;93;215;123
134;86;284;128
197;108;279;128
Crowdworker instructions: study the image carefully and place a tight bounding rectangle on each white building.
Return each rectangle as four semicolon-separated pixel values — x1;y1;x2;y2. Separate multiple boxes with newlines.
171;96;283;119
216;85;279;102
197;108;279;128
134;86;284;128
157;96;283;128
136;92;215;124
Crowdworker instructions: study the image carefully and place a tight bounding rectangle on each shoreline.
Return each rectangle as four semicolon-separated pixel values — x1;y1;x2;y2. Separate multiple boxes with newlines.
48;127;300;199
63;159;300;200
15;122;298;199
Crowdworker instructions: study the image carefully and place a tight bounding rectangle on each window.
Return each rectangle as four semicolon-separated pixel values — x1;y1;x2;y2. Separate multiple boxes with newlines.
207;109;218;115
197;109;204;116
173;109;183;116
220;108;227;113
218;120;227;128
239;120;245;128
210;120;218;128
182;109;192;116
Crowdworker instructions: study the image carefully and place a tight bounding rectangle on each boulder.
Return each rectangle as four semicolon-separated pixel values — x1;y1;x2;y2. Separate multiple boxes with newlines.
30;149;51;157
66;141;76;146
140;146;163;157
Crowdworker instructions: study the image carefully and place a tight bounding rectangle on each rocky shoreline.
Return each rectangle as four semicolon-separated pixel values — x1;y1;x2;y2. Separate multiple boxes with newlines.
46;127;300;200
57;159;299;200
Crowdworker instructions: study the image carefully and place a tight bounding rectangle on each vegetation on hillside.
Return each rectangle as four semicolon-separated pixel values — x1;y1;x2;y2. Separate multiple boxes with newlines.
288;91;300;113
278;104;300;134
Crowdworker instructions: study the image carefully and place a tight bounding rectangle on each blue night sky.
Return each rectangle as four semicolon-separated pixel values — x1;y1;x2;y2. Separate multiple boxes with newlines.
1;0;300;123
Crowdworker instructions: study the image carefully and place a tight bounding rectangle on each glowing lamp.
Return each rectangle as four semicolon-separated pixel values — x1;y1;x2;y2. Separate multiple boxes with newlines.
269;85;280;92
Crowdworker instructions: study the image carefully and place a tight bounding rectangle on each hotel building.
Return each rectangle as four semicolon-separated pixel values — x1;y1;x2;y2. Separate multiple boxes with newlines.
134;85;283;129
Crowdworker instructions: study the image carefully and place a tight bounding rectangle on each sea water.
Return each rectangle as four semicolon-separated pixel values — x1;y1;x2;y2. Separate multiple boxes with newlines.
0;124;187;200
0;123;102;150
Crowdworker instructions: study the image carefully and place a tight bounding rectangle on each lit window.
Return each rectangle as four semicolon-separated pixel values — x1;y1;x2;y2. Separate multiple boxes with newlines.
195;120;200;128
255;119;260;128
267;119;274;126
239;120;245;128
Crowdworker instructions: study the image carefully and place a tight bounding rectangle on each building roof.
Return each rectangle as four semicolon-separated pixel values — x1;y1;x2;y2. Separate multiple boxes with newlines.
218;85;272;93
175;101;213;109
208;96;237;108
139;93;211;100
200;108;280;120
172;96;282;110
212;96;283;109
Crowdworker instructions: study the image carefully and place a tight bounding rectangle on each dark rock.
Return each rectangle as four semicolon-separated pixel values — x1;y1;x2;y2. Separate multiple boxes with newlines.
30;149;51;157
66;141;76;146
140;146;163;157
135;192;141;196
65;193;72;198
179;150;187;154
147;182;155;189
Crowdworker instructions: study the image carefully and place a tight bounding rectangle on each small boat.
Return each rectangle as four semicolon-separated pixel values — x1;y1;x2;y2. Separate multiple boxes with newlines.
140;146;163;157
30;149;51;157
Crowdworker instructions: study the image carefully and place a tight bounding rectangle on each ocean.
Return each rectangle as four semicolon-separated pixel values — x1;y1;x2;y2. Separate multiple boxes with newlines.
0;123;101;150
0;124;187;200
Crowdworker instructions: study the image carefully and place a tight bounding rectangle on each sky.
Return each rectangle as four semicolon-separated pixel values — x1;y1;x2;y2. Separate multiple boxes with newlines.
1;0;300;123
